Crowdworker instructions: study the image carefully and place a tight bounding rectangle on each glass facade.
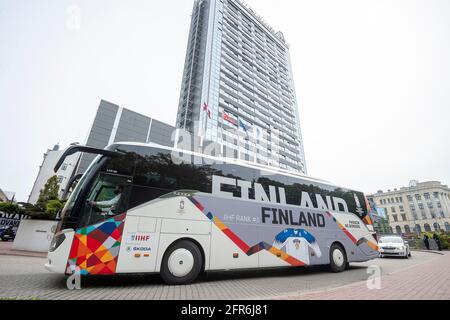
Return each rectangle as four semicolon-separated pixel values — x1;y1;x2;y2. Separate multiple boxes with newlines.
177;0;306;174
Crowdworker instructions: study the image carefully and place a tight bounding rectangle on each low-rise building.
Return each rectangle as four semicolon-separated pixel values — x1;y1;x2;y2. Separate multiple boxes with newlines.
368;180;450;234
28;99;177;204
75;99;175;175
27;144;80;204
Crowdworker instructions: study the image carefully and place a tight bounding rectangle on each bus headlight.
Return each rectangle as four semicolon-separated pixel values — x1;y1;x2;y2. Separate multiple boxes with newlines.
49;233;66;252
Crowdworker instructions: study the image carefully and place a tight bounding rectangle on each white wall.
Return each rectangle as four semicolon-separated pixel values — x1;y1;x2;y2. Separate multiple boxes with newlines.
12;219;58;252
27;147;80;205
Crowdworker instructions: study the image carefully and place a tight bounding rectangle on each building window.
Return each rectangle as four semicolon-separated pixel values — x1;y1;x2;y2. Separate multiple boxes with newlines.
399;205;404;212
415;194;421;200
412;212;418;220
433;223;441;231
424;193;430;200
407;195;413;202
391;207;396;213
424;223;431;232
404;225;411;233
440;211;445;218
395;225;402;234
421;211;427;220
415;224;421;233
445;222;450;232
392;214;398;222
410;204;416;211
437;201;442;208
433;192;439;199
427;202;433;209
401;214;407;221
418;203;424;209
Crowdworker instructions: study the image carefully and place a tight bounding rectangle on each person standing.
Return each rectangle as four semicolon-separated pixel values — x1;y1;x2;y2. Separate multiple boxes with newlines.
423;234;430;250
433;233;442;251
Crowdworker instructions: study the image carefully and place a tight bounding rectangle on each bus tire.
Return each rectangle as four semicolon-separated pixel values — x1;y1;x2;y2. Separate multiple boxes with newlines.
329;243;347;273
160;240;203;285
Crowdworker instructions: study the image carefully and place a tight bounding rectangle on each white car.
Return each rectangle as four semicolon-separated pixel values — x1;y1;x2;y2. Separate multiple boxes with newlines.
378;235;411;258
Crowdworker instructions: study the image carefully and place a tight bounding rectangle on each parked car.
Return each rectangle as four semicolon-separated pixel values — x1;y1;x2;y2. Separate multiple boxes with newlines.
0;225;17;241
378;235;411;258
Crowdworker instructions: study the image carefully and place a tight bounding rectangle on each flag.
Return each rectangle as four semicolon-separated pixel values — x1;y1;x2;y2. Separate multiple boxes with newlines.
238;119;248;133
253;126;261;139
223;111;237;126
202;103;211;119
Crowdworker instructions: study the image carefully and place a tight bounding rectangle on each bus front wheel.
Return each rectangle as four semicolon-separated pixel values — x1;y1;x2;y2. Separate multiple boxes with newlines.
329;243;347;273
160;240;203;285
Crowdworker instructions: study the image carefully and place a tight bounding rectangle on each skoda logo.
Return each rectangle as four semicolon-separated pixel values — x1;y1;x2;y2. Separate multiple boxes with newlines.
180;200;185;210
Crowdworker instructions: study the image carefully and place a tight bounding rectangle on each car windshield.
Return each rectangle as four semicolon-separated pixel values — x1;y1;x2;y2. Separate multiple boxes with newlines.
379;237;403;243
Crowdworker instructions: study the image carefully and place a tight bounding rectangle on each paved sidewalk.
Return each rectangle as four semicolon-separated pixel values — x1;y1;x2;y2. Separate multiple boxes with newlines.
279;251;450;300
0;241;47;258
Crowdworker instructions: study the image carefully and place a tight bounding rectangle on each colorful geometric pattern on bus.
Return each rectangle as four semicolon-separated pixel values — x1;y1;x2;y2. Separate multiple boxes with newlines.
66;213;126;275
325;211;378;251
188;196;306;267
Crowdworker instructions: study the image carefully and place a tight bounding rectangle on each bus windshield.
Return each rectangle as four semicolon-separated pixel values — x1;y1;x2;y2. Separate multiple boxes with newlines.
57;155;103;231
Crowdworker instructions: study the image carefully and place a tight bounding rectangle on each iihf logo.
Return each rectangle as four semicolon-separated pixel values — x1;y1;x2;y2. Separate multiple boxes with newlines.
131;234;150;241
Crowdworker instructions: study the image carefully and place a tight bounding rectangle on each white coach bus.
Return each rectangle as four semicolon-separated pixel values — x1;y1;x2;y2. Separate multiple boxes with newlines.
45;142;378;284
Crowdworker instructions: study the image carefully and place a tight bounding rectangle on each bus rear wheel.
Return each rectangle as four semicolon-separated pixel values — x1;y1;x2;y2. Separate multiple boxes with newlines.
329;243;347;273
160;240;203;285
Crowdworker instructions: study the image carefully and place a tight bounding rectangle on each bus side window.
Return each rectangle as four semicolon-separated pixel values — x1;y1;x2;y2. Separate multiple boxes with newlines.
211;163;257;198
256;172;290;203
130;154;177;209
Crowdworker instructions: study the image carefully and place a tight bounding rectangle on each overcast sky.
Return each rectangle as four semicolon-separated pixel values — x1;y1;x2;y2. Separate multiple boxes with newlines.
1;0;449;202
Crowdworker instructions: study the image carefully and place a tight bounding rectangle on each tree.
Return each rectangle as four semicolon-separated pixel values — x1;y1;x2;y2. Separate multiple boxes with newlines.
36;175;60;211
44;199;64;218
0;202;24;214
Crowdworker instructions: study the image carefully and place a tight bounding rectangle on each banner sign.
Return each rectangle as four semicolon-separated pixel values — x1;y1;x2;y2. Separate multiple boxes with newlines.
0;211;30;228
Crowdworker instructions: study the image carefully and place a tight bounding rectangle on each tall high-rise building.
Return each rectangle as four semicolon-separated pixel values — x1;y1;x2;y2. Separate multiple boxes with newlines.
176;0;306;173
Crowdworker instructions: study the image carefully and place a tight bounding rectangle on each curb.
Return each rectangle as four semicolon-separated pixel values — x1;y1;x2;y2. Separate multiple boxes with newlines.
412;249;445;255
0;251;47;259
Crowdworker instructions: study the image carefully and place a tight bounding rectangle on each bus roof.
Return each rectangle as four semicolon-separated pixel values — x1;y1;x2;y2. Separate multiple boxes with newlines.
108;141;365;195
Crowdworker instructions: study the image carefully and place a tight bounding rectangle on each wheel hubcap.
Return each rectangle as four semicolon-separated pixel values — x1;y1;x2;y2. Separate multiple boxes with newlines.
333;249;344;267
168;249;194;277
